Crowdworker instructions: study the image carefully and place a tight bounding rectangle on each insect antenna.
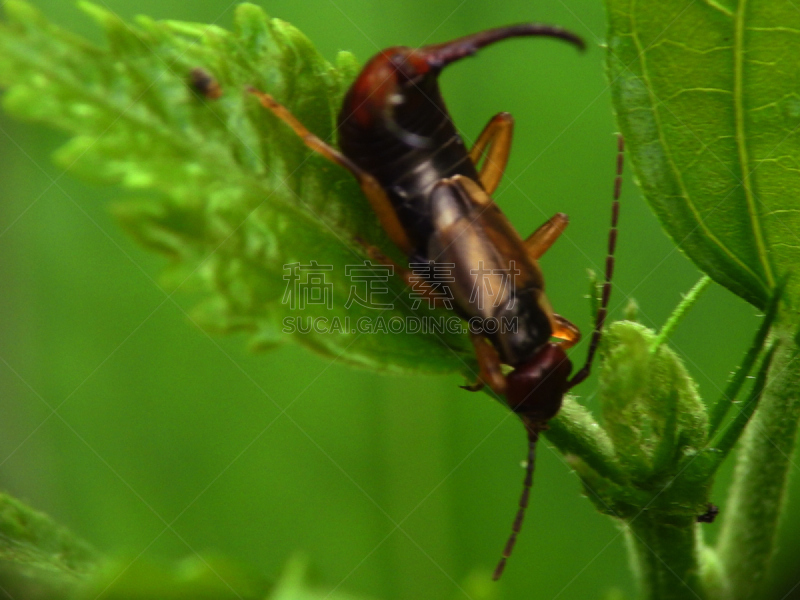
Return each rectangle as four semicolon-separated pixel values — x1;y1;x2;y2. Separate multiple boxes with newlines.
491;136;624;581
567;134;624;390
492;427;538;581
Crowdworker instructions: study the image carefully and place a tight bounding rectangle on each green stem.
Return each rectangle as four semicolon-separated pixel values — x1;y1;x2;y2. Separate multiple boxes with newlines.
650;276;711;353
624;514;705;600
717;328;800;600
704;343;777;471
547;396;627;485
708;279;784;436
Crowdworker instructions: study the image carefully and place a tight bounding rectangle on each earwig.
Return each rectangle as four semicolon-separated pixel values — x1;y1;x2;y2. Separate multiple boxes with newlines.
248;23;623;580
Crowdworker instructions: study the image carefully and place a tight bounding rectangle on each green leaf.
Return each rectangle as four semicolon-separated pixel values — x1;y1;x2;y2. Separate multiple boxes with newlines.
0;1;471;373
606;0;800;312
0;492;98;584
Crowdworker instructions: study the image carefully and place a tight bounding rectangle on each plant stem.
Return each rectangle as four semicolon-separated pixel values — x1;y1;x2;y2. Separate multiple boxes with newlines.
708;280;784;437
624;514;705;600
650;276;711;353
547;396;626;484
717;328;800;600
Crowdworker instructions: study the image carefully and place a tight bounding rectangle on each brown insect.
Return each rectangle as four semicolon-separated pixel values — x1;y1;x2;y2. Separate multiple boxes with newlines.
248;24;622;579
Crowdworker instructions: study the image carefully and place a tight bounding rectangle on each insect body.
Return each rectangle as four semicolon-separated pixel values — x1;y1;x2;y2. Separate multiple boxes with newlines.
249;24;621;580
334;25;584;259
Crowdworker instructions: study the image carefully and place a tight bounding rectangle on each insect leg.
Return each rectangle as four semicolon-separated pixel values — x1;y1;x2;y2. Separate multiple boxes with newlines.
550;313;581;349
355;240;453;310
462;333;508;395
469;112;514;194
524;213;569;260
248;88;413;255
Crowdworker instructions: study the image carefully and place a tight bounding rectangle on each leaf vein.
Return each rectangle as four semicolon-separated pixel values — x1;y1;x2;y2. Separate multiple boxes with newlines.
734;0;775;288
629;0;767;289
701;0;735;17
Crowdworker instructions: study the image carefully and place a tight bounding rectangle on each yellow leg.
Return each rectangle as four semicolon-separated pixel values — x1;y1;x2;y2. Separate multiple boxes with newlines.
463;333;508;395
550;313;581;350
248;88;413;255
524;213;569;260
469;112;514;194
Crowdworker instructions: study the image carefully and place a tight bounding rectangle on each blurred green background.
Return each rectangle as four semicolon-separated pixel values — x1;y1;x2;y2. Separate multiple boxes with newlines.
0;0;795;598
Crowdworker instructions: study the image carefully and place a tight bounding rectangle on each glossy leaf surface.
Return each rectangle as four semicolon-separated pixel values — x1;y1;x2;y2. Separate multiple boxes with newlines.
606;0;800;311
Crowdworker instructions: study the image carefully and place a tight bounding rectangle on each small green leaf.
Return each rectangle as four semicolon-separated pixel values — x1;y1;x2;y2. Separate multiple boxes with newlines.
598;322;707;481
0;1;471;373
0;492;98;584
606;0;800;312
